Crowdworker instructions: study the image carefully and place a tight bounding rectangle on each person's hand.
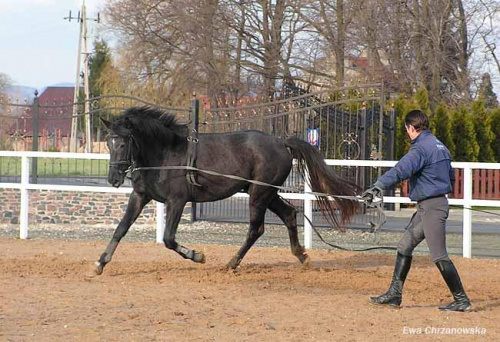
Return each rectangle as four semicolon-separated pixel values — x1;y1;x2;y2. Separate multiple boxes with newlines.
361;185;383;205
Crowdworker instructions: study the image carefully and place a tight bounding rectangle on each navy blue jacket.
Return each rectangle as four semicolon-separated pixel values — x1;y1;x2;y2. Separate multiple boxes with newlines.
375;130;455;202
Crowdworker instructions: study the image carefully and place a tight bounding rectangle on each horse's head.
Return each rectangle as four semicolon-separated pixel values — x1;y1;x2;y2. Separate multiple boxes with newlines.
101;107;186;187
101;118;135;188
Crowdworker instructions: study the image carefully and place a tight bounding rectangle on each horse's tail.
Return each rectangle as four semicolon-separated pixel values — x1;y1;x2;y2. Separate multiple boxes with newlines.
284;137;361;231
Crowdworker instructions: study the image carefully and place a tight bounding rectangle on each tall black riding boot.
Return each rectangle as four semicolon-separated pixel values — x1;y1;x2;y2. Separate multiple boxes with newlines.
435;259;471;312
369;252;412;307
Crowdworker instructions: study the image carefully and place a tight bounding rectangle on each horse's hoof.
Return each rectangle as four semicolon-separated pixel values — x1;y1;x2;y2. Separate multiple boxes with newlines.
94;261;104;275
299;253;310;268
224;266;238;274
193;252;206;263
220;265;230;272
222;264;238;273
225;257;240;270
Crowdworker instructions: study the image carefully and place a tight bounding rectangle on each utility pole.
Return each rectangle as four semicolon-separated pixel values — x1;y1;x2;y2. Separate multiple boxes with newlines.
65;1;100;153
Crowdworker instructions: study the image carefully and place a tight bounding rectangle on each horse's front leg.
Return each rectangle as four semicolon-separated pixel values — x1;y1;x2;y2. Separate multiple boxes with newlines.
163;201;205;263
95;191;151;275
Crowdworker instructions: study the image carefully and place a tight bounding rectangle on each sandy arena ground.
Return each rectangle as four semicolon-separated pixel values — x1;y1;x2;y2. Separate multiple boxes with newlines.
0;238;499;341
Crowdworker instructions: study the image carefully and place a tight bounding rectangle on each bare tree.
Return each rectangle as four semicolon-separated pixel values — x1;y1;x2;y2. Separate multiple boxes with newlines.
104;0;231;105
0;73;11;96
467;0;500;96
0;73;13;149
224;0;298;99
101;0;498;107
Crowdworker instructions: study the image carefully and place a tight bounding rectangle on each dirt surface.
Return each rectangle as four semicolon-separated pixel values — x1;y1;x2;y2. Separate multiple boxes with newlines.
1;238;499;341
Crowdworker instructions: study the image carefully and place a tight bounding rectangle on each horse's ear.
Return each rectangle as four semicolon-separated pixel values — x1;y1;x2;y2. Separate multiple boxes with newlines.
124;117;133;129
100;118;112;130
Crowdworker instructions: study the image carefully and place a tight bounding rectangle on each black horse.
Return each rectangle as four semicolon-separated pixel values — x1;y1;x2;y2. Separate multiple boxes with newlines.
96;106;359;275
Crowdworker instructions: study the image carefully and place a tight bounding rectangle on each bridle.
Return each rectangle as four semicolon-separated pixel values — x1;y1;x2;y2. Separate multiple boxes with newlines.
108;134;137;176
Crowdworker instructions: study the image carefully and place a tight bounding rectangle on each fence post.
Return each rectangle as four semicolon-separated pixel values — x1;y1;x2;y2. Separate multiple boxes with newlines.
389;104;396;161
156;201;165;243
462;166;472;258
304;168;313;249
31;93;39;184
20;156;30;239
359;103;369;189
190;95;200;223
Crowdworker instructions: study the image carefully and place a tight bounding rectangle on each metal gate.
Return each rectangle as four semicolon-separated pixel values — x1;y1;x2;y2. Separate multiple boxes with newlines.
196;83;396;229
0;93;190;185
1;87;396;229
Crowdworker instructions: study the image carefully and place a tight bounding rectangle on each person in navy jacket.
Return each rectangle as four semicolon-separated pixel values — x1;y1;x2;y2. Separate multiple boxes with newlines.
362;109;471;312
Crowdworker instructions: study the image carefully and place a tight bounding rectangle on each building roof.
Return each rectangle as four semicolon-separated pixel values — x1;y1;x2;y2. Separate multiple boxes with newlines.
9;87;75;137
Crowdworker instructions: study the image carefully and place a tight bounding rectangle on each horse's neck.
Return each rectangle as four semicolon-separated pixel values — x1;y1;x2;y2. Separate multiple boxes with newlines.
135;143;186;167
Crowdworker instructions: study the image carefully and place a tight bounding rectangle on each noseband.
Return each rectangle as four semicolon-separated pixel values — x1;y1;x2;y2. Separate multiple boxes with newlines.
108;134;136;175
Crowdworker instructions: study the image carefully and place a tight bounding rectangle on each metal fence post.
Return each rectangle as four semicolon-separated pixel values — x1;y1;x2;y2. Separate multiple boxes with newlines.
190;95;200;223
31;93;39;184
390;104;397;160
359;104;369;190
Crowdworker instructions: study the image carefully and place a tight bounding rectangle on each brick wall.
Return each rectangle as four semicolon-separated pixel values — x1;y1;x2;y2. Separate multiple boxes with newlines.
0;189;157;226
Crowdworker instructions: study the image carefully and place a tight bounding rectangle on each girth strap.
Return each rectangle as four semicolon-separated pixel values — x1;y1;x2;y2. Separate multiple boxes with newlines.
186;128;202;187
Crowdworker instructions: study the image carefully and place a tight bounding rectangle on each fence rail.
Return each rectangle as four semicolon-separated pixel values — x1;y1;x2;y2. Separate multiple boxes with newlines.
1;151;499;258
401;168;500;199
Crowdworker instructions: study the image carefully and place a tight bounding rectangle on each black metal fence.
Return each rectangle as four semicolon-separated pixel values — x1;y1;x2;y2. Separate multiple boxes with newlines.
0;94;190;186
196;83;396;228
1;85;396;229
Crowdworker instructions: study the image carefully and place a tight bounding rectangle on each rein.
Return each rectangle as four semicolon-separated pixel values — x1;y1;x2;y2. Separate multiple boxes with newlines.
131;164;393;252
111;135;395;252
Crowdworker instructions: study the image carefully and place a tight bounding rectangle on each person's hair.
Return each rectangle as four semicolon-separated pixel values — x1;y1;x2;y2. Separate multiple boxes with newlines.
405;109;429;131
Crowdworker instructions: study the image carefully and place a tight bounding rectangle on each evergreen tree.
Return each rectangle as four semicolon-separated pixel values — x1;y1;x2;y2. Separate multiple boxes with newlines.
88;38;116;139
433;102;455;157
451;106;479;161
393;97;416;159
415;86;431;117
89;39;113;97
490;108;500;162
96;60;125;97
471;100;496;162
478;73;499;109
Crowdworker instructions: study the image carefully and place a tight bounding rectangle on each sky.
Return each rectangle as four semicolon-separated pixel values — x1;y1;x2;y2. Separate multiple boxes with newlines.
0;0;105;91
1;0;498;96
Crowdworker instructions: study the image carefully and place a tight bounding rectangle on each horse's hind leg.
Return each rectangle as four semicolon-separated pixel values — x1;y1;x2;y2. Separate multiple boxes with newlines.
95;191;151;275
163;200;205;263
268;196;309;265
226;195;270;270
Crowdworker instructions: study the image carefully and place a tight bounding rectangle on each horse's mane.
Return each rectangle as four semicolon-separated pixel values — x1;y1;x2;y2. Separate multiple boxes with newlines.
111;106;187;145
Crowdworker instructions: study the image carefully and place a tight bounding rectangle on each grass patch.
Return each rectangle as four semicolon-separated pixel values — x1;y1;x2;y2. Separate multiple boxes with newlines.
0;156;108;176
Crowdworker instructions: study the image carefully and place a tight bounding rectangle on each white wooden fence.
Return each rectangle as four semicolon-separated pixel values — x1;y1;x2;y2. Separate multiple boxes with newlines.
1;151;499;258
326;160;500;258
